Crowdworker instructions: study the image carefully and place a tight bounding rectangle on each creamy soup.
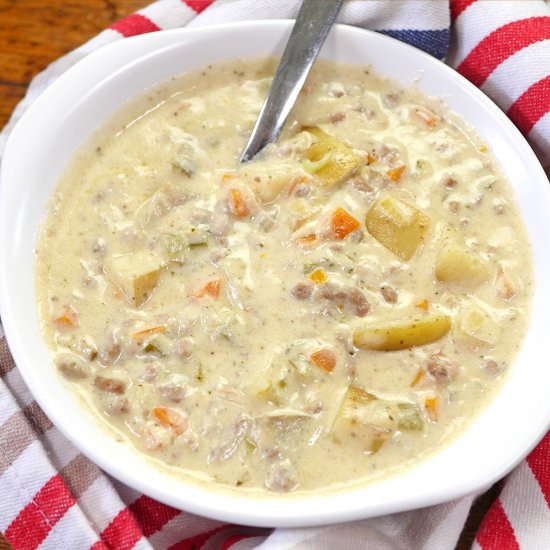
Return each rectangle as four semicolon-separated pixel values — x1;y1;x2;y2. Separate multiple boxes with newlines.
36;58;532;494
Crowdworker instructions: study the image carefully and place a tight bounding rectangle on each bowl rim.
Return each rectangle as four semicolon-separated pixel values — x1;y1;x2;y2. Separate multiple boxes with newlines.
2;20;550;527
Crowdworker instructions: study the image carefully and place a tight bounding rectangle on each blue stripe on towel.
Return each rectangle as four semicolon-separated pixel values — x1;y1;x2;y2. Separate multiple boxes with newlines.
378;29;450;59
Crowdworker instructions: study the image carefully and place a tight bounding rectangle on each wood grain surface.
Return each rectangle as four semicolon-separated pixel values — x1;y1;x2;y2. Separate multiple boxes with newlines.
0;532;12;550
0;0;147;129
0;1;498;548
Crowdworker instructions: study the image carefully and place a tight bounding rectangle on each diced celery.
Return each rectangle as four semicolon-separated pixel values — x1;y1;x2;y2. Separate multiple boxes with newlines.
214;308;243;343
163;233;189;264
396;403;424;431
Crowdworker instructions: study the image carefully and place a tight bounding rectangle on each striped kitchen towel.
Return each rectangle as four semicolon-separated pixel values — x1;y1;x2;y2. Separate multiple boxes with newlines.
1;1;550;549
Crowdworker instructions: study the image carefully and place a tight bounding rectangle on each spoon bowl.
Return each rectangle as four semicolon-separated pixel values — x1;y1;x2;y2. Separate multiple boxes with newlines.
240;0;344;162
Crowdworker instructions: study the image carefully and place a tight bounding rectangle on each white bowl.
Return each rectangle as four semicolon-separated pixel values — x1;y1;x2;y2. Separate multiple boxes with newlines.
2;21;550;527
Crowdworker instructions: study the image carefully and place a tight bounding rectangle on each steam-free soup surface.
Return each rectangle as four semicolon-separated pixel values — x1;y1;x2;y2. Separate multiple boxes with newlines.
36;59;532;494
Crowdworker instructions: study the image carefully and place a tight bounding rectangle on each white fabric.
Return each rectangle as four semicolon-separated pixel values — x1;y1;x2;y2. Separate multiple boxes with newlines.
500;461;550;548
447;0;550;66
255;495;476;550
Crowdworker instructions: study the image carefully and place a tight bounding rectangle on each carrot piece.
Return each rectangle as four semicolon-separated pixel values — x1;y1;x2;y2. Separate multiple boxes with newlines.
331;207;360;239
131;325;166;344
153;406;188;435
54;304;79;328
228;188;249;217
310;349;336;373
367;152;377;165
194;276;221;299
309;269;327;285
424;396;439;422
415;299;429;312
410;368;426;388
294;234;318;247
479;145;488;153
221;173;236;183
387;165;406;182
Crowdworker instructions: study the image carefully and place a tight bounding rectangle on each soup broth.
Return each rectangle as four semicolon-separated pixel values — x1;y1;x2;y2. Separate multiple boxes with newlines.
36;58;532;494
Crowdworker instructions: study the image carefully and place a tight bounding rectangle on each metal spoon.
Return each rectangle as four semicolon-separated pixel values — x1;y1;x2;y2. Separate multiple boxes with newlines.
239;0;344;163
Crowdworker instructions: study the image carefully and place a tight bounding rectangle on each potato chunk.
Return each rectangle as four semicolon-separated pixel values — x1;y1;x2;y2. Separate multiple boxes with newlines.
454;305;498;347
331;386;393;453
337;385;377;413
353;314;451;351
365;194;430;261
436;240;489;287
105;251;164;306
302;127;362;187
240;157;306;203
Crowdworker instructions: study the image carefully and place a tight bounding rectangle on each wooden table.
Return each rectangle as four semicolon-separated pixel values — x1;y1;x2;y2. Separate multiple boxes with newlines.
0;0;147;129
0;2;499;548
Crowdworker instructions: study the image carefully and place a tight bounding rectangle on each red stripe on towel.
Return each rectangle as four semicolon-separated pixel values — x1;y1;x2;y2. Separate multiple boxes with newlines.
507;74;550;134
450;0;477;22
111;13;160;37
476;498;520;550
457;17;550;87
98;507;144;550
184;0;215;14
5;475;75;550
129;495;181;537
168;524;231;550
526;431;550;508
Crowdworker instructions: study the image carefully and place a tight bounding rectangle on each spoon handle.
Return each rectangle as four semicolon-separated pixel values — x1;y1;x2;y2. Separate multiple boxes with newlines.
239;0;344;162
